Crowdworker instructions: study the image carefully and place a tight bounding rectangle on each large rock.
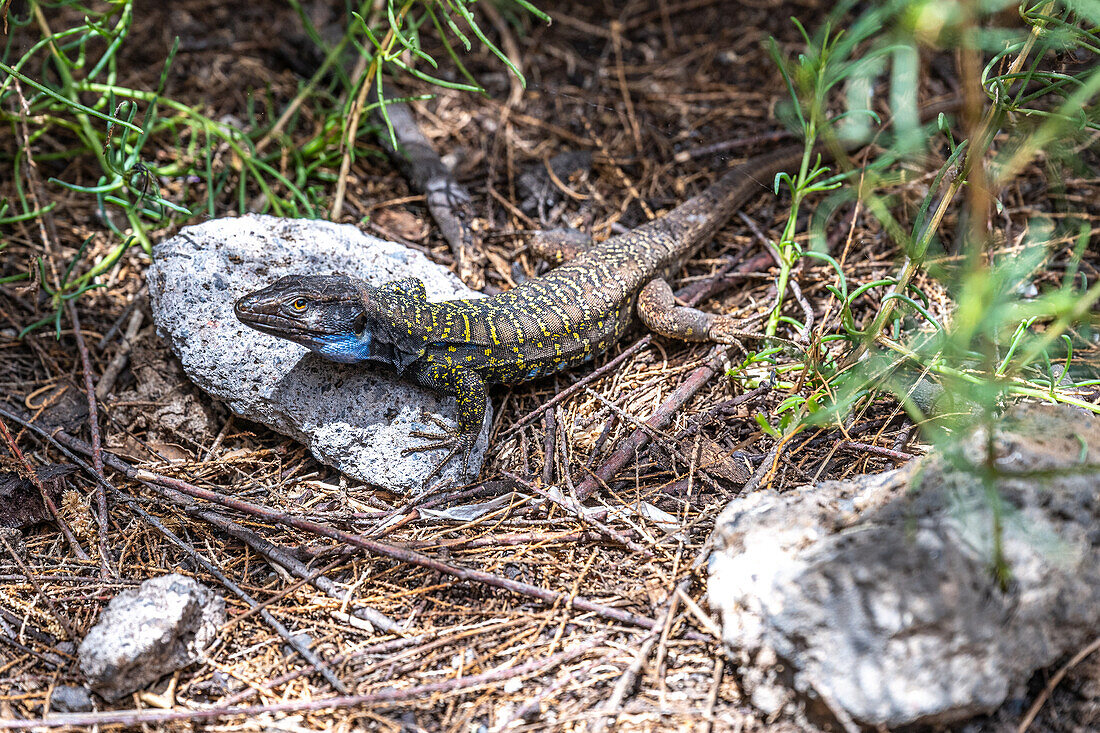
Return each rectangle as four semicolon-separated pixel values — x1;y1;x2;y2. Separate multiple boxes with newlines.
79;574;225;701
708;403;1100;729
148;215;491;491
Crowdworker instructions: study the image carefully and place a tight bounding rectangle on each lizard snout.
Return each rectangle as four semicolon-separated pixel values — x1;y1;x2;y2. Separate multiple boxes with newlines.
234;292;258;319
234;289;279;330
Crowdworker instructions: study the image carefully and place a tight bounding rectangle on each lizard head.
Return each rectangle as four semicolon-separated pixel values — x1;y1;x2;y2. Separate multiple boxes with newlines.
235;273;372;363
235;273;434;370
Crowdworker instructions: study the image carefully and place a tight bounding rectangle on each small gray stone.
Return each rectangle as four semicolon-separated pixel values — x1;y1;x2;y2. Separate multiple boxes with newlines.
708;403;1100;729
282;630;314;657
49;685;93;713
78;574;225;701
147;215;491;491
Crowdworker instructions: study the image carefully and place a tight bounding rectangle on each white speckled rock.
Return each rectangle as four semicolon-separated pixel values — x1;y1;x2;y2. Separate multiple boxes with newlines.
147;215;490;491
79;574;224;701
707;403;1100;729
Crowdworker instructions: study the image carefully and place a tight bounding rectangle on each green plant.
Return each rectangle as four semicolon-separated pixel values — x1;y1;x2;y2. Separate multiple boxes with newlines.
18;235;134;338
750;0;1100;577
1;0;547;335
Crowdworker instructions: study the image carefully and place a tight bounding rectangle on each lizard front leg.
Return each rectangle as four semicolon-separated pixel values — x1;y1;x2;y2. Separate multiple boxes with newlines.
403;359;488;482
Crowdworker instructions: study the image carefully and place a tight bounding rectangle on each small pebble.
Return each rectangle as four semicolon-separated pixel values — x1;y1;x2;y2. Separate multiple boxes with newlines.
49;685;93;713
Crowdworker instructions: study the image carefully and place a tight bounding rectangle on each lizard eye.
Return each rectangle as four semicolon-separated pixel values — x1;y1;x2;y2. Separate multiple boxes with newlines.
290;298;308;311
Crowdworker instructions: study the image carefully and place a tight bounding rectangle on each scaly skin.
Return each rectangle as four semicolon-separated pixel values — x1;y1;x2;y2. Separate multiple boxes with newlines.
235;146;805;478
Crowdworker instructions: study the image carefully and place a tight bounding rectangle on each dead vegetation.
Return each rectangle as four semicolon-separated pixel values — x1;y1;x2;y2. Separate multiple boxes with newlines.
1;0;1099;731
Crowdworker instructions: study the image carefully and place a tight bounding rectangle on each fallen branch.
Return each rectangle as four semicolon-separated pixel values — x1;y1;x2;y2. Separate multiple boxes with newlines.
1017;635;1100;733
136;466;662;631
504;472;653;558
576;345;730;499
372;84;483;288
0;417;90;561
117;493;350;694
0;407;665;634
196;509;405;635
67;291;111;578
0;409;348;693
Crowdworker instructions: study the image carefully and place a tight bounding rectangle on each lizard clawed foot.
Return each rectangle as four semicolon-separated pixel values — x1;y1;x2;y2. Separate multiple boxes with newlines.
709;318;806;354
403;412;475;483
707;317;755;347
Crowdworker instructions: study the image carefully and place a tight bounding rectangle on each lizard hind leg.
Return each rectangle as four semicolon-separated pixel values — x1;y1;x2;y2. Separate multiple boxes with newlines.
528;228;592;265
637;277;753;344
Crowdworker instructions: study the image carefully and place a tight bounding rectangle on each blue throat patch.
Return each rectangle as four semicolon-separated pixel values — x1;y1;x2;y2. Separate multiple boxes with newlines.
311;332;373;363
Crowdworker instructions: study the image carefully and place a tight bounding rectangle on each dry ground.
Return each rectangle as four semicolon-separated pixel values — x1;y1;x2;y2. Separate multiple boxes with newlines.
2;0;1099;731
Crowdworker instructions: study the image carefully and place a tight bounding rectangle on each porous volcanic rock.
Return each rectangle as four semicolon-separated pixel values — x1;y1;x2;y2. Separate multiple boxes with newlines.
78;574;225;701
148;215;490;490
708;403;1100;729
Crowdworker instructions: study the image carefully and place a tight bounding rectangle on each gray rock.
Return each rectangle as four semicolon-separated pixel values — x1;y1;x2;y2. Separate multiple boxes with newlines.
49;685;93;713
707;403;1100;729
147;215;491;491
78;574;225;701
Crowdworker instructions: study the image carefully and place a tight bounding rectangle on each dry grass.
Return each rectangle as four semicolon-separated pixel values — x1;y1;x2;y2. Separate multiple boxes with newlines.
2;0;1099;731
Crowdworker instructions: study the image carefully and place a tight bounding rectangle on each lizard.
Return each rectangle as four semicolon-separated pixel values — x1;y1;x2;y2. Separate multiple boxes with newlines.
234;144;807;481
